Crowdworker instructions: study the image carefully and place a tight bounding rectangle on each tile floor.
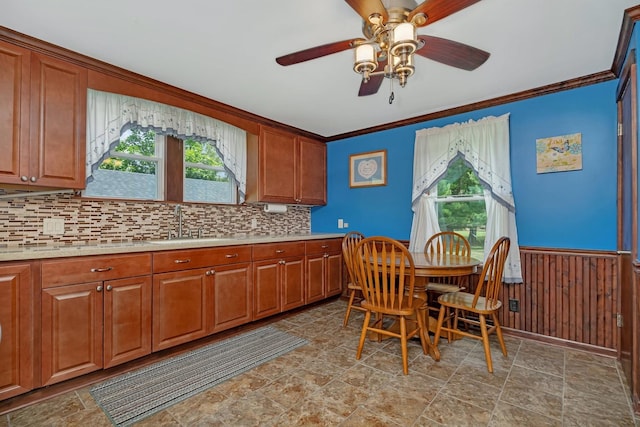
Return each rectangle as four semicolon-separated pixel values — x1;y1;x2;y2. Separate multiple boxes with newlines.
2;298;638;426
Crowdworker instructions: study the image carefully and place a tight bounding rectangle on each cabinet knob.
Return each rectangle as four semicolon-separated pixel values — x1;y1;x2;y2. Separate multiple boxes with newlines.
20;176;28;182
174;259;191;264
279;260;285;265
106;285;113;291
30;176;37;182
205;269;216;276
96;285;103;292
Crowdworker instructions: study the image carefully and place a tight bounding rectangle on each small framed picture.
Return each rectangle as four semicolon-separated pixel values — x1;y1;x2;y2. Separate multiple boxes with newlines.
349;150;387;188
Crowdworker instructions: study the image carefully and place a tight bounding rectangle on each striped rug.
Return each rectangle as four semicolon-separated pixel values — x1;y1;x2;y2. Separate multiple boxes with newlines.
90;326;307;426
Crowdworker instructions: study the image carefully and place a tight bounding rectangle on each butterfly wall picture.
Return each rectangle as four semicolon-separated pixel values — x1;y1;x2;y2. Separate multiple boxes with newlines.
536;133;582;173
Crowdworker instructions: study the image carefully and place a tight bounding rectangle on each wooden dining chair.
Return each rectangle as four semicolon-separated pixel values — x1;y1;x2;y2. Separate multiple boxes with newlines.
342;231;367;327
424;231;472;338
433;236;511;373
353;236;429;375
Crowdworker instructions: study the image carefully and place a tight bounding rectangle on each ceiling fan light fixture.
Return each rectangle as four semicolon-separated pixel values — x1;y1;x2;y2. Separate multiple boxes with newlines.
354;44;378;80
390;22;417;56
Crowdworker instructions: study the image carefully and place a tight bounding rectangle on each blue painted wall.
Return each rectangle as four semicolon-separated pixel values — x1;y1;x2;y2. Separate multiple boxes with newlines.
312;81;619;251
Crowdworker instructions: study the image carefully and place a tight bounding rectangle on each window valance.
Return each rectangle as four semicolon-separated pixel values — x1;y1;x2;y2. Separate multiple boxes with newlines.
86;89;247;201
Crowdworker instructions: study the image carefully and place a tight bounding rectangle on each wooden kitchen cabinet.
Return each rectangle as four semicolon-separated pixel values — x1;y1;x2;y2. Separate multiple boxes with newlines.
253;242;305;319
306;239;343;304
0;40;87;189
246;126;327;205
40;254;151;386
0;263;34;400
152;245;253;349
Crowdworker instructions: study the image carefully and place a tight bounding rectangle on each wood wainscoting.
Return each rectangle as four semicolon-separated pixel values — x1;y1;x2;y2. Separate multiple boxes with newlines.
495;247;619;353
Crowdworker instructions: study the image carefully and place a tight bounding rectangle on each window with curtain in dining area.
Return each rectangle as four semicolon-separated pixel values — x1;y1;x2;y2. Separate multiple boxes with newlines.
409;113;522;283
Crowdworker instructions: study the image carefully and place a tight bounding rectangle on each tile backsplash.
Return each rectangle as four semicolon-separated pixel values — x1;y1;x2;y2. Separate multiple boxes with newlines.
0;191;310;247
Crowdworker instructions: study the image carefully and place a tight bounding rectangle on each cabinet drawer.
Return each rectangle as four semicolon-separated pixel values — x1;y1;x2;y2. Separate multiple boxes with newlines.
252;241;305;260
153;245;252;273
306;239;342;255
41;253;152;288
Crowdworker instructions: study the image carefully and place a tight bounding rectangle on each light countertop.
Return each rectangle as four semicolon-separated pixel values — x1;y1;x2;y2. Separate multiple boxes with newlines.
0;233;345;261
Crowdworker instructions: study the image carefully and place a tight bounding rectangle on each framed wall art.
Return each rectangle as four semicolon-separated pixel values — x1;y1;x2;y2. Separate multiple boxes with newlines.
349;150;387;188
536;132;582;173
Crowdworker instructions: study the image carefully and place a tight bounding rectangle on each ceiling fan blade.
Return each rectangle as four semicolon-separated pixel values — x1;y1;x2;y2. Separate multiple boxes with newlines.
416;35;489;70
345;0;388;23
408;0;481;27
276;39;365;66
358;59;387;96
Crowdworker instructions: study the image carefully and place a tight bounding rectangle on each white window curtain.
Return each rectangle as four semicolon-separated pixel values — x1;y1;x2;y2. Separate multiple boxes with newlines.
86;89;247;201
409;113;522;283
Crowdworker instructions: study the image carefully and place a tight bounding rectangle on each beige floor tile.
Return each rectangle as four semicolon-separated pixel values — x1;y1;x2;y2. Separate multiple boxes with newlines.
3;298;638;427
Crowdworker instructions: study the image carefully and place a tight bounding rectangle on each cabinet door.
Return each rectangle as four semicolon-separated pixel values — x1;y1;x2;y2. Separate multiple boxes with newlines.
41;282;103;386
0;41;30;185
297;137;326;205
325;252;343;297
0;263;33;400
30;52;87;188
211;263;253;333
253;259;281;320
306;255;325;304
281;256;305;311
152;268;209;351
259;127;296;203
103;276;152;369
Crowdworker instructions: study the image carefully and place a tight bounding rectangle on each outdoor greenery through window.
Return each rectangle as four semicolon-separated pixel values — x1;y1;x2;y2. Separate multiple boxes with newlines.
84;128;236;203
435;157;487;258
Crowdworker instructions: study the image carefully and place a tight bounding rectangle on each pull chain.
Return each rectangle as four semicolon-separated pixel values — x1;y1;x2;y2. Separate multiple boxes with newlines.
388;77;395;104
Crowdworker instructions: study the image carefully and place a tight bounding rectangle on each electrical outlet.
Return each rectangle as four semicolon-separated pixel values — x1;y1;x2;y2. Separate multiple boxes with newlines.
508;299;520;312
251;218;258;229
337;218;344;229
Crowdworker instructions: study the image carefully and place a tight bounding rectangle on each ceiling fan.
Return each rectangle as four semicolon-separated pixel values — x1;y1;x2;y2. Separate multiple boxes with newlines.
276;0;490;98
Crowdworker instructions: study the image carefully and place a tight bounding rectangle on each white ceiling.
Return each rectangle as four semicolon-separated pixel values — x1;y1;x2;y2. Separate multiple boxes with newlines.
2;0;638;138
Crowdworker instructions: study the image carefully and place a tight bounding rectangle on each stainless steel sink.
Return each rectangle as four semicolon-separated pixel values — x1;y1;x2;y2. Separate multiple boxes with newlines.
147;237;233;245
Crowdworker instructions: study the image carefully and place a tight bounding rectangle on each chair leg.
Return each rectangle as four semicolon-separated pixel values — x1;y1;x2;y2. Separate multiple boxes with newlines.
343;289;357;327
400;316;408;375
479;314;493;373
416;307;429;355
356;310;371;360
433;305;447;347
492;312;508;356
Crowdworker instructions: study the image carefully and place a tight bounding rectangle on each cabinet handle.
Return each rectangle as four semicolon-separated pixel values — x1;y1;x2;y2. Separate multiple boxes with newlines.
174;259;191;264
205;269;216;276
91;267;113;272
20;176;28;182
106;285;113;291
30;176;37;182
225;253;239;258
275;250;285;254
321;245;329;249
97;285;103;292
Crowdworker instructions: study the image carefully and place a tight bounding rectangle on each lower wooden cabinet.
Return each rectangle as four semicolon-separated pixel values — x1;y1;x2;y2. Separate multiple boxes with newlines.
0;263;34;400
152;268;209;352
306;239;343;304
41;276;152;385
253;242;305;320
40;254;152;386
210;262;253;333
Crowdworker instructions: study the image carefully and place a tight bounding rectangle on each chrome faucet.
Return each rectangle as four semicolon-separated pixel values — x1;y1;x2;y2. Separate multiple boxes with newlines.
174;204;184;238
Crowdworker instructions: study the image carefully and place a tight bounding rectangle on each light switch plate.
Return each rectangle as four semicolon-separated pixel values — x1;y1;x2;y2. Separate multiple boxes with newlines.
43;218;65;235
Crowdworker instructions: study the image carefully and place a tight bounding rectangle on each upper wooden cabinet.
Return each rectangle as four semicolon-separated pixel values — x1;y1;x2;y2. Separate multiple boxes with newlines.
0;40;87;189
246;126;326;205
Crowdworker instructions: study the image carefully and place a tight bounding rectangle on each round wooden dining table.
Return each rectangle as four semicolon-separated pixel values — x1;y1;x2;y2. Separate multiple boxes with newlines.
407;252;482;361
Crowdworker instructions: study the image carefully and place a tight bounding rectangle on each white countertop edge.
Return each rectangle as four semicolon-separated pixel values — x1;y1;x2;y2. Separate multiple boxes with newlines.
0;233;345;261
